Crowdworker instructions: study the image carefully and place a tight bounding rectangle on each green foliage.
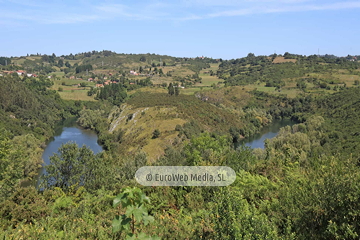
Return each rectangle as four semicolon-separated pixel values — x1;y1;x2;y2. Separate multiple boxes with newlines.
210;187;284;239
184;132;231;166
77;109;105;130
52;195;74;214
112;187;159;239
185;58;211;72
177;120;203;139
3;52;360;239
152;129;160;139
127;92;244;133
75;64;93;73
57;59;64;67
218;53;360;88
11;134;43;181
96;83;127;106
174;85;180;96
139;56;146;62
0;130;22;199
0;75;81;139
40;142;102;192
0;57;11;65
0;187;50;226
87;86;98;96
167;83;174;95
118;152;147;180
0;131;43;200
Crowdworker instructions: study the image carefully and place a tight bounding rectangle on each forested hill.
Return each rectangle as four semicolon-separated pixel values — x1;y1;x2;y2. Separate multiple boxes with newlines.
314;87;360;157
217;53;360;90
0;74;66;138
0;74;99;139
1;51;360;239
0;74;108;193
3;51;218;76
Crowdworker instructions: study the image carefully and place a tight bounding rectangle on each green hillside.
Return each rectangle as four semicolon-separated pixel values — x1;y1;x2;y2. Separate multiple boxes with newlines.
1;51;360;239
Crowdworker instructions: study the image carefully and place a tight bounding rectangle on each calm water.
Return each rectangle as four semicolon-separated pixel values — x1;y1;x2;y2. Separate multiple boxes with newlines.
33;118;103;187
27;118;293;186
237;119;297;149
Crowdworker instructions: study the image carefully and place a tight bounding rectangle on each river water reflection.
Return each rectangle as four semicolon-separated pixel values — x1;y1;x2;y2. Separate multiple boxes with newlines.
34;118;103;186
30;118;294;186
236;119;297;149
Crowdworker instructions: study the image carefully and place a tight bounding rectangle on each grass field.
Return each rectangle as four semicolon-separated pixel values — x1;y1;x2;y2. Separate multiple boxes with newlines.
307;72;360;86
50;78;96;101
273;56;297;63
333;74;360;85
239;81;304;98
51;71;65;77
196;63;220;84
127;87;167;99
58;89;96;101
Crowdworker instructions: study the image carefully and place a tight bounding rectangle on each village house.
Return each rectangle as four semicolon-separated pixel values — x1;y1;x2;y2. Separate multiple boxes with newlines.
130;70;139;76
16;70;26;76
95;84;104;88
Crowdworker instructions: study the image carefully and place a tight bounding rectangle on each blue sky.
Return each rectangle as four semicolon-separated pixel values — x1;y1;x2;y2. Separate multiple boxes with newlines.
1;0;359;59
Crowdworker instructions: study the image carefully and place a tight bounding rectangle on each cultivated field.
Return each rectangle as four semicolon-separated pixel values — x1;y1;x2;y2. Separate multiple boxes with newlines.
50;78;96;101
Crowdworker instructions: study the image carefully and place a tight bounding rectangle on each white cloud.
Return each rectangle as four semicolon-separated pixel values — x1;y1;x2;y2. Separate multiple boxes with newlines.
206;1;360;18
94;4;156;20
182;0;310;7
0;0;359;26
6;0;44;7
95;4;128;14
0;10;102;24
46;14;102;24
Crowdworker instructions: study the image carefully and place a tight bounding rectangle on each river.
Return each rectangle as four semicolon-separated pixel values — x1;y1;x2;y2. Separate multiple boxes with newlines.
236;119;297;149
29;118;294;187
32;118;103;187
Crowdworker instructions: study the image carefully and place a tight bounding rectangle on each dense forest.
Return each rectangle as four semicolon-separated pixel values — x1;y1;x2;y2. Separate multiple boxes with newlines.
1;52;360;239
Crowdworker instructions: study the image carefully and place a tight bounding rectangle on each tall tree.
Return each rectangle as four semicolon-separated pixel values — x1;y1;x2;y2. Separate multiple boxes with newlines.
168;83;174;95
175;85;180;96
58;59;64;67
40;142;99;191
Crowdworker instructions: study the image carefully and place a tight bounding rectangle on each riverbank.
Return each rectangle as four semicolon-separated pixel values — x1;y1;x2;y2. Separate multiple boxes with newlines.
236;119;298;149
21;118;103;188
